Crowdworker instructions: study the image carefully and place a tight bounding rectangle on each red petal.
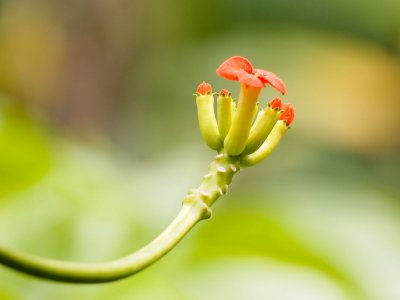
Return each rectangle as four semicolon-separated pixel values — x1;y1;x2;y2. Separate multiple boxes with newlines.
254;69;287;95
269;98;282;110
216;56;253;81
237;69;264;87
280;103;295;126
196;81;212;95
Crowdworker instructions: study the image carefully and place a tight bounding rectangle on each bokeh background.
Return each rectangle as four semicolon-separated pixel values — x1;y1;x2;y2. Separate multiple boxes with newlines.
0;0;399;299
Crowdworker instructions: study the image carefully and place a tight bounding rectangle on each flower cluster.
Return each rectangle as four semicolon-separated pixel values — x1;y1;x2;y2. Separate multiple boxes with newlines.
194;56;295;166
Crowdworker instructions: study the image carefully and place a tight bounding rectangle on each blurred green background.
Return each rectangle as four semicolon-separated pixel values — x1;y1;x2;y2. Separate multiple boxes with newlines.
0;0;399;299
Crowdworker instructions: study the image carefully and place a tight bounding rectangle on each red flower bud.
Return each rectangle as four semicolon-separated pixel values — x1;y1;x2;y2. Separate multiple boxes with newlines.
196;81;212;95
280;103;295;126
219;89;230;97
269;98;282;110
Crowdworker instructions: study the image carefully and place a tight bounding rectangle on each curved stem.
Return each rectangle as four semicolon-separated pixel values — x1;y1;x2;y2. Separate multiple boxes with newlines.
0;155;240;283
0;200;210;283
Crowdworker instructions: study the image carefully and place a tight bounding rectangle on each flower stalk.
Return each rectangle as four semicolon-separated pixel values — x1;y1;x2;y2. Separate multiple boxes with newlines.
0;200;207;283
0;155;240;283
224;84;261;155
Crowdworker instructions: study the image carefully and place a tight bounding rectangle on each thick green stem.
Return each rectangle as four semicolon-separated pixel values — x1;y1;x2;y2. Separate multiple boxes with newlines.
186;154;240;207
0;202;207;283
0;155;240;283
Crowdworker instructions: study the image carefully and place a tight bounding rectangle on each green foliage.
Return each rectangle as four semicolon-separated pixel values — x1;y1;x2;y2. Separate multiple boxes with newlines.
0;96;51;196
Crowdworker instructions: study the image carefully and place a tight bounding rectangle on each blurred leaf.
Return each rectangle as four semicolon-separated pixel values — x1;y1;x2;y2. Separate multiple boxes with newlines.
0;96;52;196
187;207;365;299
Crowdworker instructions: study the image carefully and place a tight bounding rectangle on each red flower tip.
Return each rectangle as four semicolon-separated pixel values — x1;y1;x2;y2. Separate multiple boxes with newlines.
269;98;282;110
280;103;295;126
196;81;212;95
219;89;230;97
216;56;287;93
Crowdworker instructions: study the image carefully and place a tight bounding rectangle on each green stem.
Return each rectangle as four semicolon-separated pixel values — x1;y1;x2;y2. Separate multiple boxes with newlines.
0;155;240;283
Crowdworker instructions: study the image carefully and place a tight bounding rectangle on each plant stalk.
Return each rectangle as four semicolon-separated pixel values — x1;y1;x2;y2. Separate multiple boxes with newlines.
0;155;240;283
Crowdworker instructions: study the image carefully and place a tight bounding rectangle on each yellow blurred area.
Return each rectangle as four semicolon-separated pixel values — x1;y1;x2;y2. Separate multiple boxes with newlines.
290;33;400;153
0;2;66;107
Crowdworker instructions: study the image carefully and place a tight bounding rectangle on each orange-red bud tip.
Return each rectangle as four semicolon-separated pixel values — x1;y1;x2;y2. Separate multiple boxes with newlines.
219;89;230;97
196;81;212;95
280;103;295;126
269;98;282;110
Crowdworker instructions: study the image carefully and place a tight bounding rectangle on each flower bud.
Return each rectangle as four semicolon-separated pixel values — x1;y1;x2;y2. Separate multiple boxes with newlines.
196;81;212;95
243;98;282;154
217;89;234;141
241;120;288;166
280;103;295;126
195;82;222;150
